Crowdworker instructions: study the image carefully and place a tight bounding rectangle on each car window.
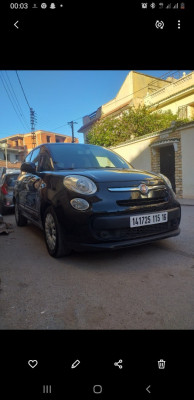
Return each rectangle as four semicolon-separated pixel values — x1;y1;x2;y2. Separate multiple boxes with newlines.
38;150;53;172
25;152;32;162
5;174;19;187
50;144;132;170
30;147;41;171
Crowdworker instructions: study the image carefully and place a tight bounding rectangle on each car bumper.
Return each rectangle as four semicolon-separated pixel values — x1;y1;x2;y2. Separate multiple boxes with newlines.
63;206;181;251
3;203;15;209
69;227;180;251
1;195;14;208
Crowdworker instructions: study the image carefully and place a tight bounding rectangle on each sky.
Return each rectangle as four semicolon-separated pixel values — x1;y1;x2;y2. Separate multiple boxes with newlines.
0;70;191;143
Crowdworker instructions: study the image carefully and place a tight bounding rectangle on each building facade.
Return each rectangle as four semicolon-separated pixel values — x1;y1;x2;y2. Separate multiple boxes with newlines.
78;70;194;143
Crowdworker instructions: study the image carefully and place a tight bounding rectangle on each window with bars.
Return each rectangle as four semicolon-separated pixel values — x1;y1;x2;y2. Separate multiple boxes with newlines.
178;105;188;119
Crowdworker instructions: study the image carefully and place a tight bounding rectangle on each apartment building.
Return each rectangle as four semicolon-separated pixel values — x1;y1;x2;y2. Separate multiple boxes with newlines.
0;130;78;169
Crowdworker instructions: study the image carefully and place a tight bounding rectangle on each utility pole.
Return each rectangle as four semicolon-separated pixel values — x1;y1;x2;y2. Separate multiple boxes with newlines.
30;108;37;148
68;120;77;143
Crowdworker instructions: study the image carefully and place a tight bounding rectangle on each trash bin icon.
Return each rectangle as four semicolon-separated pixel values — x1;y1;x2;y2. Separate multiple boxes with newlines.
158;359;166;369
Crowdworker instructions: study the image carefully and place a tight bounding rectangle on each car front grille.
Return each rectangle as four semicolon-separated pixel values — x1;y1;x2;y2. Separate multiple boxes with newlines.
116;196;169;207
93;220;179;242
115;186;169;208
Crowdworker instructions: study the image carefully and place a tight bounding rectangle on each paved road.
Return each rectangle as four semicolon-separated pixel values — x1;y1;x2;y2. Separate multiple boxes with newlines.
0;205;194;330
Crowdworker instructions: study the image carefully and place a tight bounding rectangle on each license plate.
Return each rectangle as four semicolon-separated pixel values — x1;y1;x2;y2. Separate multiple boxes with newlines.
130;212;168;227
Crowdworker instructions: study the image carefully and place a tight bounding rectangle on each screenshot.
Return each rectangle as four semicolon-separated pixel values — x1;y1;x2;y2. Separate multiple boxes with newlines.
0;2;193;398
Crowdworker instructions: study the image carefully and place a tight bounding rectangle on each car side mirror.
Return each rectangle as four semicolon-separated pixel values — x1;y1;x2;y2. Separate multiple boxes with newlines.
21;162;37;174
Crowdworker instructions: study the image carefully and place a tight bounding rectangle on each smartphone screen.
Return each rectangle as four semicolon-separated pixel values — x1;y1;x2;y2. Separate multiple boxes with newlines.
0;2;193;399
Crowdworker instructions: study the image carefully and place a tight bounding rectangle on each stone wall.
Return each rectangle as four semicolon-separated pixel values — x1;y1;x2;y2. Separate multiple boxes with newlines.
150;130;183;197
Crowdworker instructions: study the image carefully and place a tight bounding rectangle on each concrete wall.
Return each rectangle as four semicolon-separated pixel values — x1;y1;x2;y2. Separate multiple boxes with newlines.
111;123;194;199
110;136;152;172
181;126;194;198
102;72;134;116
101;71;170;117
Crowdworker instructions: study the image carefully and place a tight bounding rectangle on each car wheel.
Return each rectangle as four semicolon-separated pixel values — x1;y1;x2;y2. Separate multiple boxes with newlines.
15;201;27;226
43;206;71;258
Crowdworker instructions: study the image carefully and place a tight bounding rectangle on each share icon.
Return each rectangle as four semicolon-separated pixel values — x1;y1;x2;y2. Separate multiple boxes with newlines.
114;359;123;369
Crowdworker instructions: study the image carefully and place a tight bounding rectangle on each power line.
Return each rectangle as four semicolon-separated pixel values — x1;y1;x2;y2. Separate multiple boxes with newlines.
0;72;30;132
15;70;38;146
51;115;82;132
4;71;30;130
15;70;31;110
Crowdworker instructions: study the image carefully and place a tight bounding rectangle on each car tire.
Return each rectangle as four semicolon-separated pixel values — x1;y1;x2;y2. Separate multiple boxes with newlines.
15;201;28;226
43;206;71;258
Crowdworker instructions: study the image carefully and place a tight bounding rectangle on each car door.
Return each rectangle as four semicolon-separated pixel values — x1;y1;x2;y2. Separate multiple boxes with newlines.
23;147;42;222
25;146;53;223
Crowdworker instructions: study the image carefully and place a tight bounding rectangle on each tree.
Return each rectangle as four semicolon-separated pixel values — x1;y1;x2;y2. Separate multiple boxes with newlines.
86;105;190;147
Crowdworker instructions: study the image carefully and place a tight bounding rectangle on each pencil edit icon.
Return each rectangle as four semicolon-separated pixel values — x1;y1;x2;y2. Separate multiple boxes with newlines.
71;360;81;369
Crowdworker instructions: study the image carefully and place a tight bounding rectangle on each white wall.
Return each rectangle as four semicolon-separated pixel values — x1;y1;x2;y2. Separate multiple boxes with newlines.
110;137;152;172
181;127;194;198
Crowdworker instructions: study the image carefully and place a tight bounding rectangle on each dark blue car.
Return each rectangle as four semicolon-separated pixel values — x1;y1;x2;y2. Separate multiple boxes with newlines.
14;143;181;257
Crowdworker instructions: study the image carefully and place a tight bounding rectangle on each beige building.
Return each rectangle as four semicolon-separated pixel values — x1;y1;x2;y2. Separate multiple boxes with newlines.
144;71;194;118
78;70;194;199
110;121;194;199
78;70;194;142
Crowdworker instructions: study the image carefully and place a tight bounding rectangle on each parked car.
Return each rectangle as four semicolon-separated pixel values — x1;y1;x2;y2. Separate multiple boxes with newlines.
13;143;181;257
0;170;20;215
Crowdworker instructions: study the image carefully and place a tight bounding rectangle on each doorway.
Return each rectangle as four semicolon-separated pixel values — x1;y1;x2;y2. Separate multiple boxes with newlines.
160;145;176;192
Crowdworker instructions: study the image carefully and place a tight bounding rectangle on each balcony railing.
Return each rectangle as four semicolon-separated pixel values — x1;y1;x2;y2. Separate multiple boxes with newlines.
144;72;194;106
6;144;25;151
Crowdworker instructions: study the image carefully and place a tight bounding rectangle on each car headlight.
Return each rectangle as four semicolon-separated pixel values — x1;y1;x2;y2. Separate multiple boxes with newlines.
159;173;172;189
63;175;97;195
70;198;90;211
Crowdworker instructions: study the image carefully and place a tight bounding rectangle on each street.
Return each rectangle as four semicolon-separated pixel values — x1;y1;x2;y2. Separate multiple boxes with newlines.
0;205;194;330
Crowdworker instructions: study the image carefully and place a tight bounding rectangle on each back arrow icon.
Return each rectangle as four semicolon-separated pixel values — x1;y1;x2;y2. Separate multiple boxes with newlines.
14;21;19;29
146;385;151;394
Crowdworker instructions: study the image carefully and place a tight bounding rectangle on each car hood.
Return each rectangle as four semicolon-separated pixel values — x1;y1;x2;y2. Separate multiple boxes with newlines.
55;168;162;183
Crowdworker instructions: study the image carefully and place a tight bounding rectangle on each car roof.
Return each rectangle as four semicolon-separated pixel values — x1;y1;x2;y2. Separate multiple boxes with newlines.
45;143;95;147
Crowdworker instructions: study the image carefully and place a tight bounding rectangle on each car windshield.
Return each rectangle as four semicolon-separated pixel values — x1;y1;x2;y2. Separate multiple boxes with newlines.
49;144;132;170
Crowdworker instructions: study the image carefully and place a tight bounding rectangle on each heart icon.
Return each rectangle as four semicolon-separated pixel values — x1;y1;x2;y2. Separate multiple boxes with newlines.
28;360;38;368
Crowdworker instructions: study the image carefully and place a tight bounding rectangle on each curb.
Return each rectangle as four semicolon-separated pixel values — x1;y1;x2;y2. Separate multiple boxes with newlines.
178;200;194;206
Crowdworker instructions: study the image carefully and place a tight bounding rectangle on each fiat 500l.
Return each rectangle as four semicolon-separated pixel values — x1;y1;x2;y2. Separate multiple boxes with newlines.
14;143;181;257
